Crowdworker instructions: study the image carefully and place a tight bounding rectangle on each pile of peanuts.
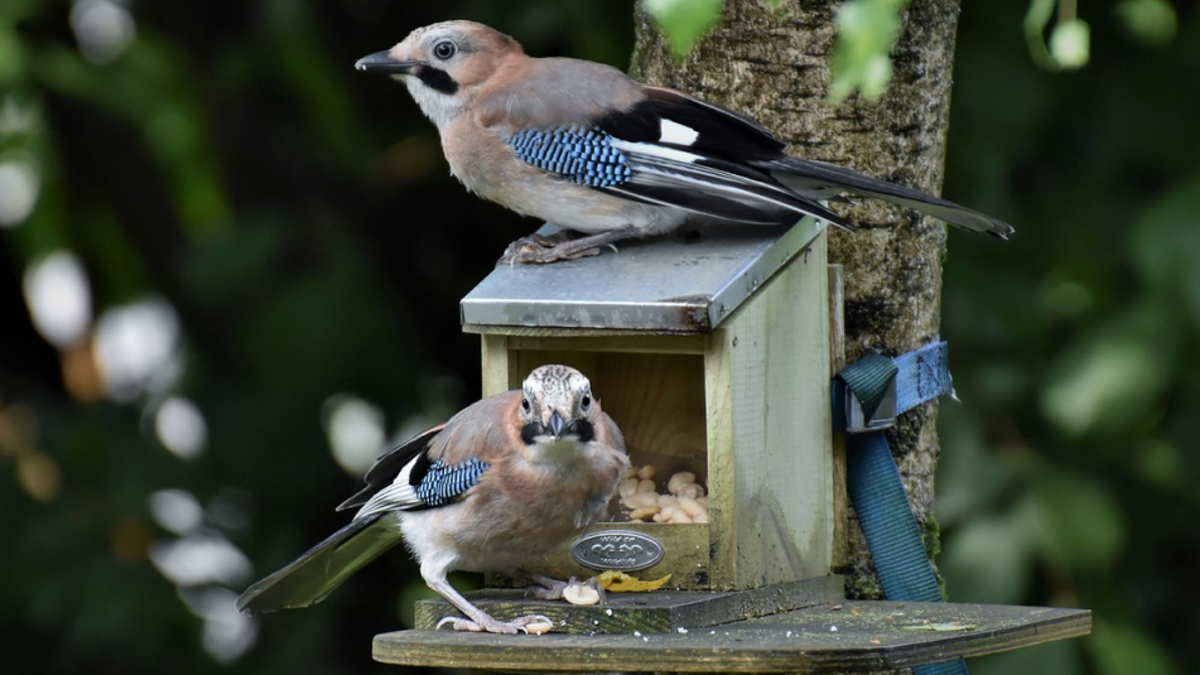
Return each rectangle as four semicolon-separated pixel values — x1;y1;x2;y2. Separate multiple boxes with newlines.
617;464;710;524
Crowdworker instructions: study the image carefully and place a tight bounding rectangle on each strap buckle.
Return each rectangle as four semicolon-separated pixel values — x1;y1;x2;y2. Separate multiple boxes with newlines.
845;375;897;433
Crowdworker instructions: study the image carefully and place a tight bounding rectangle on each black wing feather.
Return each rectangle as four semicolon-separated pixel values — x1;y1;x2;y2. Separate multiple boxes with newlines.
754;158;1015;238
588;88;849;227
606;152;852;228
524;84;1011;237
597;89;786;161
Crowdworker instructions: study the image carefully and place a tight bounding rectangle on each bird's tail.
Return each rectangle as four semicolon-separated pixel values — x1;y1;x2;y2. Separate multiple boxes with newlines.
235;513;402;615
757;157;1014;239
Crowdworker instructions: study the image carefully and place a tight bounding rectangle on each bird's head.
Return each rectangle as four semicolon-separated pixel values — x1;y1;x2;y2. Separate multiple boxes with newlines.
518;365;597;448
355;20;524;130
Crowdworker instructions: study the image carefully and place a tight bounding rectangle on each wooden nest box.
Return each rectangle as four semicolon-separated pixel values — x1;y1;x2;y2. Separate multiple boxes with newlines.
462;219;833;593
377;220;1092;671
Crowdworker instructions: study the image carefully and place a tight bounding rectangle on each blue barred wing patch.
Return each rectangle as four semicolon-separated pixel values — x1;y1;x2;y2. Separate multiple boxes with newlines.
508;126;632;188
414;458;490;507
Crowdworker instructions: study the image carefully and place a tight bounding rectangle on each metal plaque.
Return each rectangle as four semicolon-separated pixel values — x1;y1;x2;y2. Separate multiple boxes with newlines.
570;530;665;572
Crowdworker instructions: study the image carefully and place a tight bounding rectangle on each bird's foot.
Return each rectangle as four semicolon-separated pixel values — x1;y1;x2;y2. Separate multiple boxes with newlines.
501;232;607;266
524;574;605;605
435;613;555;635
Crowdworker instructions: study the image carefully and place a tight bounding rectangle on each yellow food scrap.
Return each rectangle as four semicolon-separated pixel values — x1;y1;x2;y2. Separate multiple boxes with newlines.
596;570;672;592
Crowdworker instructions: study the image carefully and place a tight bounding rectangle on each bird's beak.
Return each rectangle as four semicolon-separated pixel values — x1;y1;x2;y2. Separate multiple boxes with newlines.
355;51;421;75
548;411;566;439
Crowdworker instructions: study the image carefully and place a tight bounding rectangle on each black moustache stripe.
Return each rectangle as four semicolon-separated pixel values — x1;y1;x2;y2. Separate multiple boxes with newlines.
520;420;595;444
521;422;540;446
418;66;458;95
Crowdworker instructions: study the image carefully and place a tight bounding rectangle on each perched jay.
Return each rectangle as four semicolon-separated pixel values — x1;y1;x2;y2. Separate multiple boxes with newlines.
236;365;629;634
355;20;1013;264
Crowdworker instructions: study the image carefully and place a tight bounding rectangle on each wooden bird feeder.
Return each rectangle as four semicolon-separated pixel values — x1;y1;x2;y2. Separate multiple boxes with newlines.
375;220;1091;671
465;219;834;595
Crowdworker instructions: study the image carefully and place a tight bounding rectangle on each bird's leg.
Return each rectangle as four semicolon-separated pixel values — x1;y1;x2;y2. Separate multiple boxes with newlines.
517;569;569;599
501;229;634;265
517;569;606;604
428;577;553;634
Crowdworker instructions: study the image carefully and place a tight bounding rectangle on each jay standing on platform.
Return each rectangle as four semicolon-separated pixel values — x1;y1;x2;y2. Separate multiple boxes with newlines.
237;365;629;634
355;20;1013;265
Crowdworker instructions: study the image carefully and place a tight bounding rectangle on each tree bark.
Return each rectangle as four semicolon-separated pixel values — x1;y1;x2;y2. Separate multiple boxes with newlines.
631;0;961;599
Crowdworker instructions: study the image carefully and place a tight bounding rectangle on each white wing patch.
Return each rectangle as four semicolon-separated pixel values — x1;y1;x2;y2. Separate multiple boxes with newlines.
355;456;421;519
609;139;701;165
659;119;700;146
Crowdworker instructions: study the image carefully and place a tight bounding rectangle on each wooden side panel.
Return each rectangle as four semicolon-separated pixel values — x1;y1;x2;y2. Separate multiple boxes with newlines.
479;334;516;397
707;233;832;589
828;264;850;569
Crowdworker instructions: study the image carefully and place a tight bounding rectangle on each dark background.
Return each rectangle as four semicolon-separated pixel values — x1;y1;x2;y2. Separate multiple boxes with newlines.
2;1;1197;673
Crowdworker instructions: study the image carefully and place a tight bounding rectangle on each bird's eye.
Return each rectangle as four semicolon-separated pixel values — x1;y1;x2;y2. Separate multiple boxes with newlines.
521;397;532;413
580;393;592;411
433;41;457;60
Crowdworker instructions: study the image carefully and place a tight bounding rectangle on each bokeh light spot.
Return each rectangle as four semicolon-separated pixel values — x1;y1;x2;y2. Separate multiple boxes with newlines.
149;488;205;535
23;251;92;348
155;396;208;460
93;297;183;402
323;394;386;476
69;0;136;64
149;533;251;587
0;160;39;227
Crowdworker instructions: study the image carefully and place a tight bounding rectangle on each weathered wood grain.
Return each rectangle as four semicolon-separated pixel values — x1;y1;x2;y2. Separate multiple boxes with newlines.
379;600;1091;672
828;265;850;571
415;576;842;634
707;232;832;588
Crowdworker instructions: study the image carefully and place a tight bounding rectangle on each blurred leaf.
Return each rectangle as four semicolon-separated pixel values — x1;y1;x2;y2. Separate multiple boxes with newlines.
1134;439;1186;491
829;0;907;102
1023;0;1056;70
0;20;25;85
1037;277;1095;321
935;405;1022;525
1116;0;1177;46
1131;174;1200;323
642;0;723;58
1029;468;1125;569
177;218;286;303
968;640;1083;675
1091;617;1182;675
1041;306;1175;437
940;504;1035;604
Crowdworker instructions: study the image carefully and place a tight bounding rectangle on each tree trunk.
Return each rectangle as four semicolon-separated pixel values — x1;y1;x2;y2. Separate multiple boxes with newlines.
631;0;961;599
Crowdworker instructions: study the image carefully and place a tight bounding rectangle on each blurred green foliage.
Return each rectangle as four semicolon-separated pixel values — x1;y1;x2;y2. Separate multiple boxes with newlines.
938;3;1199;674
1;1;1196;674
643;0;725;57
829;0;908;102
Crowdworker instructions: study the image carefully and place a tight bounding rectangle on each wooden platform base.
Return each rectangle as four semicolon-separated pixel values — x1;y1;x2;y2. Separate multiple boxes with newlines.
414;575;844;634
379;599;1091;672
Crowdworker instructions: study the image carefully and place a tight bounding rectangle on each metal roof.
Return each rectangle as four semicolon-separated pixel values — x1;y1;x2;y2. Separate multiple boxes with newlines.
460;217;823;333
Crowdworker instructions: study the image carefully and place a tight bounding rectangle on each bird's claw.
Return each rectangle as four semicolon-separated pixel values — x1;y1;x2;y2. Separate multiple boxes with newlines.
435;613;555;635
501;233;601;266
525;574;606;605
563;576;605;605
